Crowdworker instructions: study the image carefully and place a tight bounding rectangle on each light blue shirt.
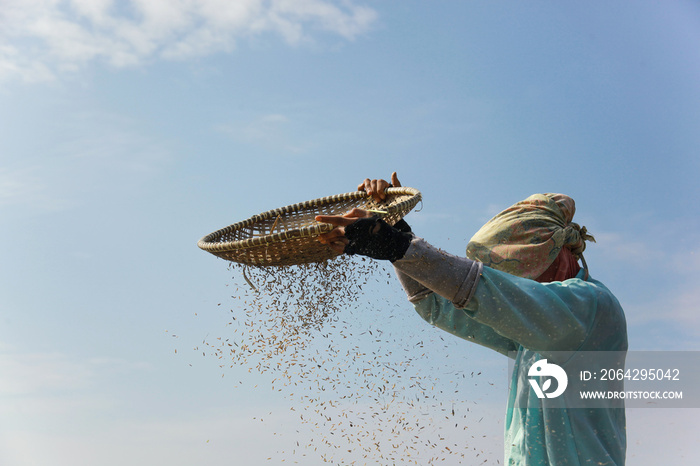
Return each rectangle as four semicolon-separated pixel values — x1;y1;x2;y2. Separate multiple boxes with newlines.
412;267;627;465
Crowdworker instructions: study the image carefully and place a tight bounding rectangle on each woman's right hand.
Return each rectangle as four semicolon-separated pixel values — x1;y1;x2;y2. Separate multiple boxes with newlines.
358;172;401;203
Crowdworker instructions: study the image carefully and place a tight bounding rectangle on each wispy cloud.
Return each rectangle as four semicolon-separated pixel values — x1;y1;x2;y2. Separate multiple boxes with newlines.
593;231;666;265
0;351;151;398
0;352;91;396
591;226;700;345
626;270;700;347
1;110;173;211
216;113;315;154
0;0;378;82
0;167;45;207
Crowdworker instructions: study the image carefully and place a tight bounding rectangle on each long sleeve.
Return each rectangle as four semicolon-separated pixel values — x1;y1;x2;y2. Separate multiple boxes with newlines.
462;267;602;355
392;237;619;357
392;237;518;356
392;237;482;308
411;292;520;357
393;268;433;303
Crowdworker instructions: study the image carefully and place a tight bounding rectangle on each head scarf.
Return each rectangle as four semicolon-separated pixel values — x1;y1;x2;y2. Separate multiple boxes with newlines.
466;193;595;280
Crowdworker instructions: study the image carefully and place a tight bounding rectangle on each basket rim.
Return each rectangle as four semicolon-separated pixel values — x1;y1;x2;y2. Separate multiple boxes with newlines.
197;187;421;254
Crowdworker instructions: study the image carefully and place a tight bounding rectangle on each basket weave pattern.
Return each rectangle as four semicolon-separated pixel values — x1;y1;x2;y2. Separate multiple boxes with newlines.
198;187;421;266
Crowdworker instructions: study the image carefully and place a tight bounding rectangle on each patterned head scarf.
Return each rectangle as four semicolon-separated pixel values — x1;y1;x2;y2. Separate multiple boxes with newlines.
466;193;595;279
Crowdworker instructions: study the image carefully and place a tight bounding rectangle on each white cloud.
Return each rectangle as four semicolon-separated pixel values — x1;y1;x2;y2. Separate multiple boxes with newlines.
592;227;700;345
0;352;90;396
0;0;378;82
0;351;151;397
0;405;311;466
216;113;315;154
593;231;665;265
626;408;699;465
0;110;173;211
0;164;78;211
0;167;43;207
626;267;700;342
672;286;700;326
59;116;173;173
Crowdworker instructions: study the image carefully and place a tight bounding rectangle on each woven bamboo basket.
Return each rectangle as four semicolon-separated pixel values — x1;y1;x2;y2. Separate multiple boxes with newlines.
198;187;422;266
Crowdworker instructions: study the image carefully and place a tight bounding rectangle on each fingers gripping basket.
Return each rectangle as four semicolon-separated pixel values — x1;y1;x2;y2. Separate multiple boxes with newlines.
198;187;421;266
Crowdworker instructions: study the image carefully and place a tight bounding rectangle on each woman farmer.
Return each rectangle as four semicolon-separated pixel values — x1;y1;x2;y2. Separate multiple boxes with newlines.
316;173;628;466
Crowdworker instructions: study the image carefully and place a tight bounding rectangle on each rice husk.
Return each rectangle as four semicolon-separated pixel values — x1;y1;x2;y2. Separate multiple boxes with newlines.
201;255;494;464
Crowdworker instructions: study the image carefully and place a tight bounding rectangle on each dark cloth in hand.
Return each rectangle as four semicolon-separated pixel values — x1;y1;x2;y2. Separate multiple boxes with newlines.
344;217;412;262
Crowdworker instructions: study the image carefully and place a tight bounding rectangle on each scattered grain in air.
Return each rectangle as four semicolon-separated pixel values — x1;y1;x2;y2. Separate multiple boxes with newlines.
198;254;493;464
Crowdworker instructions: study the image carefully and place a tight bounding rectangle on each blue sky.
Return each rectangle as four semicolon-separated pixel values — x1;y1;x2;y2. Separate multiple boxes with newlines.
1;1;699;464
